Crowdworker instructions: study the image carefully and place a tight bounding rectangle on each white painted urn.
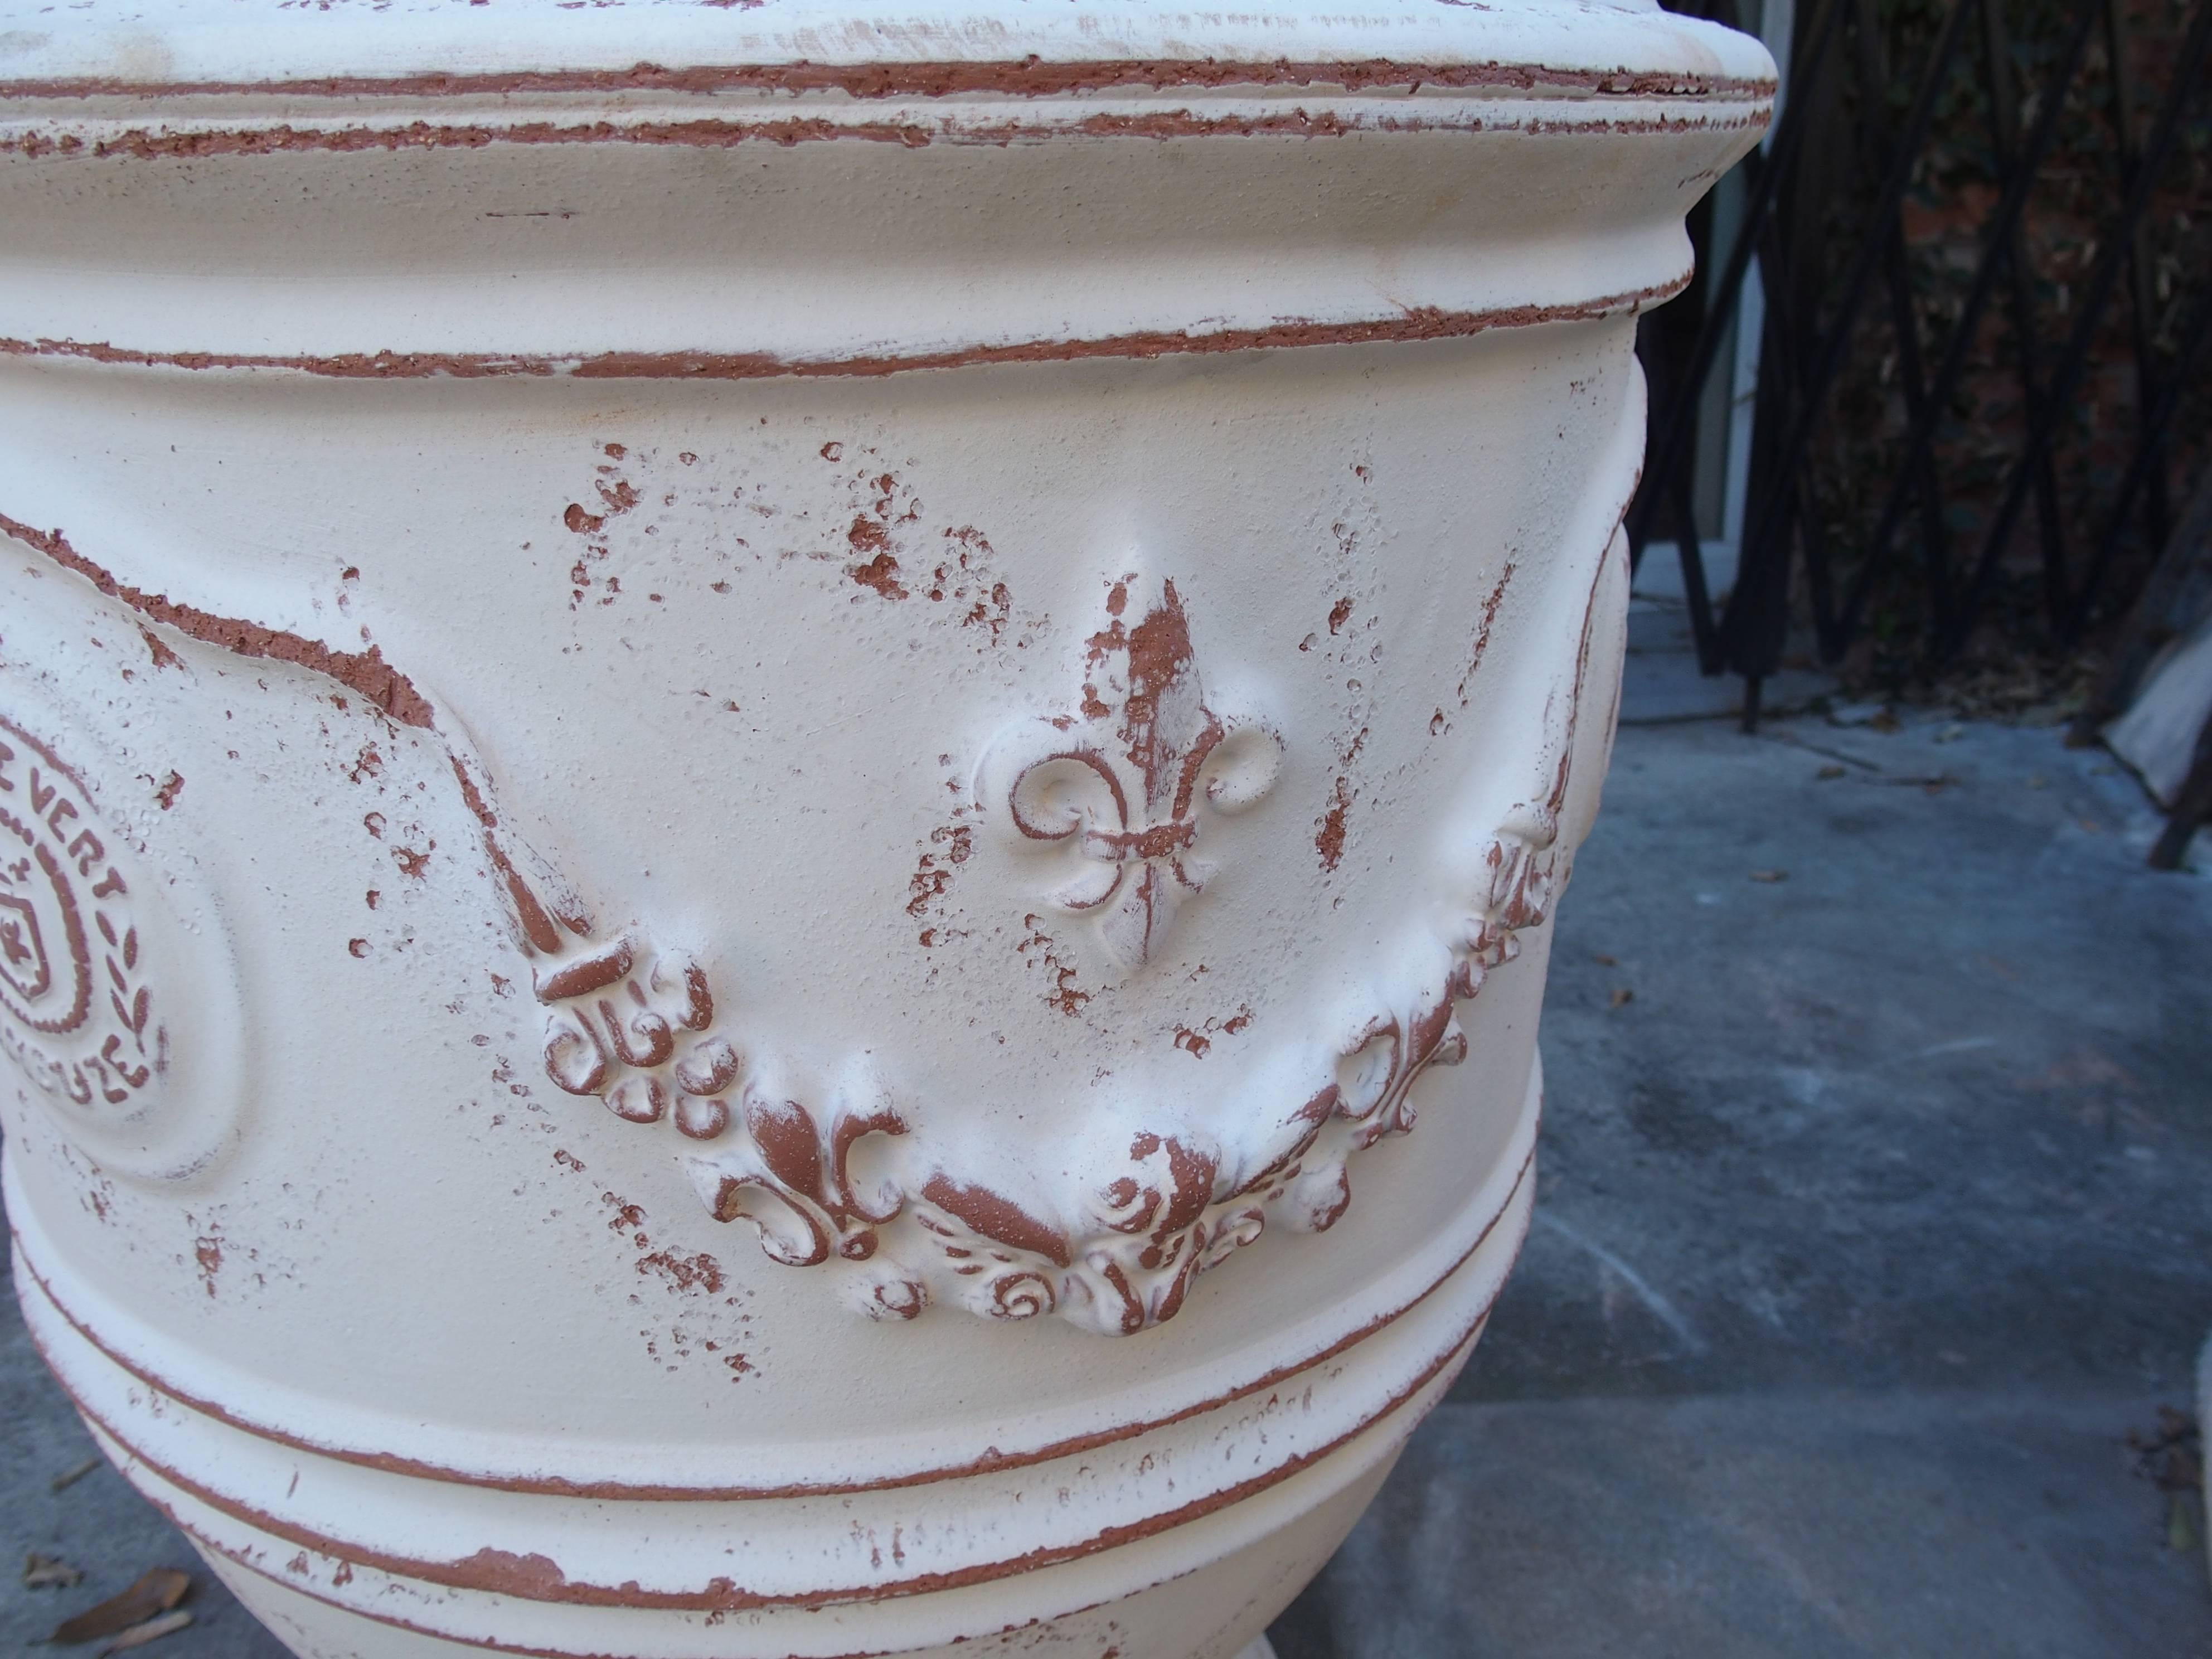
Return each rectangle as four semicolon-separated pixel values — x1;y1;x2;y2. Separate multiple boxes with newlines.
0;4;1769;1655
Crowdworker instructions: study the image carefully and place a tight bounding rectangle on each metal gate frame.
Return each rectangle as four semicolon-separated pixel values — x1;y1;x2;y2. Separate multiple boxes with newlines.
1628;0;2212;733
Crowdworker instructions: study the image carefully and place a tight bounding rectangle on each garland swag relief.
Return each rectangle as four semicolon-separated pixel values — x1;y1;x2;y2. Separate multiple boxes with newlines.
526;558;1611;1336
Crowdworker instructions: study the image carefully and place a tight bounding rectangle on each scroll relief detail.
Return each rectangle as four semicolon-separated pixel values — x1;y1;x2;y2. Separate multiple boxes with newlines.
527;558;1608;1336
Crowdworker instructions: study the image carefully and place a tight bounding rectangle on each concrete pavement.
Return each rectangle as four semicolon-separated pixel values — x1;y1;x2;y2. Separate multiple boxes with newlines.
1272;659;2212;1656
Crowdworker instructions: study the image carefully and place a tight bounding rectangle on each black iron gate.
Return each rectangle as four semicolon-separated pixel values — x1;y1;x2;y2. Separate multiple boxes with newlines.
1629;0;2212;731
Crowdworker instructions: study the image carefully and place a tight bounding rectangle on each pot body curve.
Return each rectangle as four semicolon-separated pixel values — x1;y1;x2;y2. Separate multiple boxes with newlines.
0;4;1771;1653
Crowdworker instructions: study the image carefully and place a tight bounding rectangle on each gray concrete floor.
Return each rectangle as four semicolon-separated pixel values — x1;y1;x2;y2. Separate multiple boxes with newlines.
1270;615;2212;1657
6;608;2211;1657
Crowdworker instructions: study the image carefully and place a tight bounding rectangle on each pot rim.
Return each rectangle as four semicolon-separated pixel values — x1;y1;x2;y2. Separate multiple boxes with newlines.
0;0;1777;106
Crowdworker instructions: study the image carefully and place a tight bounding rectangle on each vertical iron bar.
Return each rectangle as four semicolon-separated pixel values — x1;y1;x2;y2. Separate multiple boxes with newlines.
1721;207;1813;704
1725;78;1836;669
1669;468;1726;675
2099;0;2172;556
1720;209;1795;672
1852;0;1956;640
1980;0;2073;636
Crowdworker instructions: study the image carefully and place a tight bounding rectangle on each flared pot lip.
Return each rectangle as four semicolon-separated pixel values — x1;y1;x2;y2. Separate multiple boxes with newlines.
0;0;1777;105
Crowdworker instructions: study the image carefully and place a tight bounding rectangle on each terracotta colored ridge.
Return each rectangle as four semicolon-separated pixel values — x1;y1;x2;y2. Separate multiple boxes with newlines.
0;281;1687;385
61;1270;1501;1617
9;1142;1532;1502
0;104;1769;160
0;511;434;729
0;57;1780;104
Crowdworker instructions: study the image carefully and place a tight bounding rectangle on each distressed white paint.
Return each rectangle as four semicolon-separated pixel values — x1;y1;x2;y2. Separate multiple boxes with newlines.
0;3;1768;1653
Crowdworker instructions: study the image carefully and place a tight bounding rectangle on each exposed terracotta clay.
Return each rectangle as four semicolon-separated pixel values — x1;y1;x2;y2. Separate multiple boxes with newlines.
0;57;1775;105
0;514;433;729
0;105;1772;162
1314;775;1354;872
0;285;1687;382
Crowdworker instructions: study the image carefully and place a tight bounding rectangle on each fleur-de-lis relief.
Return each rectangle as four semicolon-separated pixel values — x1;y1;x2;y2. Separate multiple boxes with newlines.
685;1089;909;1273
979;576;1282;972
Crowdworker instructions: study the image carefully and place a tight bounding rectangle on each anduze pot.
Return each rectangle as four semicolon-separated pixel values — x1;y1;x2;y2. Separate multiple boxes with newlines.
0;4;1769;1655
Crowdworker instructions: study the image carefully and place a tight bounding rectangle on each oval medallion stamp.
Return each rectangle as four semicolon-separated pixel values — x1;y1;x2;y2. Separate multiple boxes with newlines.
0;710;244;1183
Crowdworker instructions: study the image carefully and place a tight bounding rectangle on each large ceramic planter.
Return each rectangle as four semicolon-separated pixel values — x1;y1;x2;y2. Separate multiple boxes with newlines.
0;4;1769;1655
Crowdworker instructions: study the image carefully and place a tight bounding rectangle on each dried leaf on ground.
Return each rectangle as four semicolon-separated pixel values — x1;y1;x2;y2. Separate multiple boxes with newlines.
1750;869;1788;883
25;1553;85;1589
50;1568;190;1645
2129;1407;2206;1550
98;1610;193;1657
2128;1406;2204;1494
49;1456;102;1492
